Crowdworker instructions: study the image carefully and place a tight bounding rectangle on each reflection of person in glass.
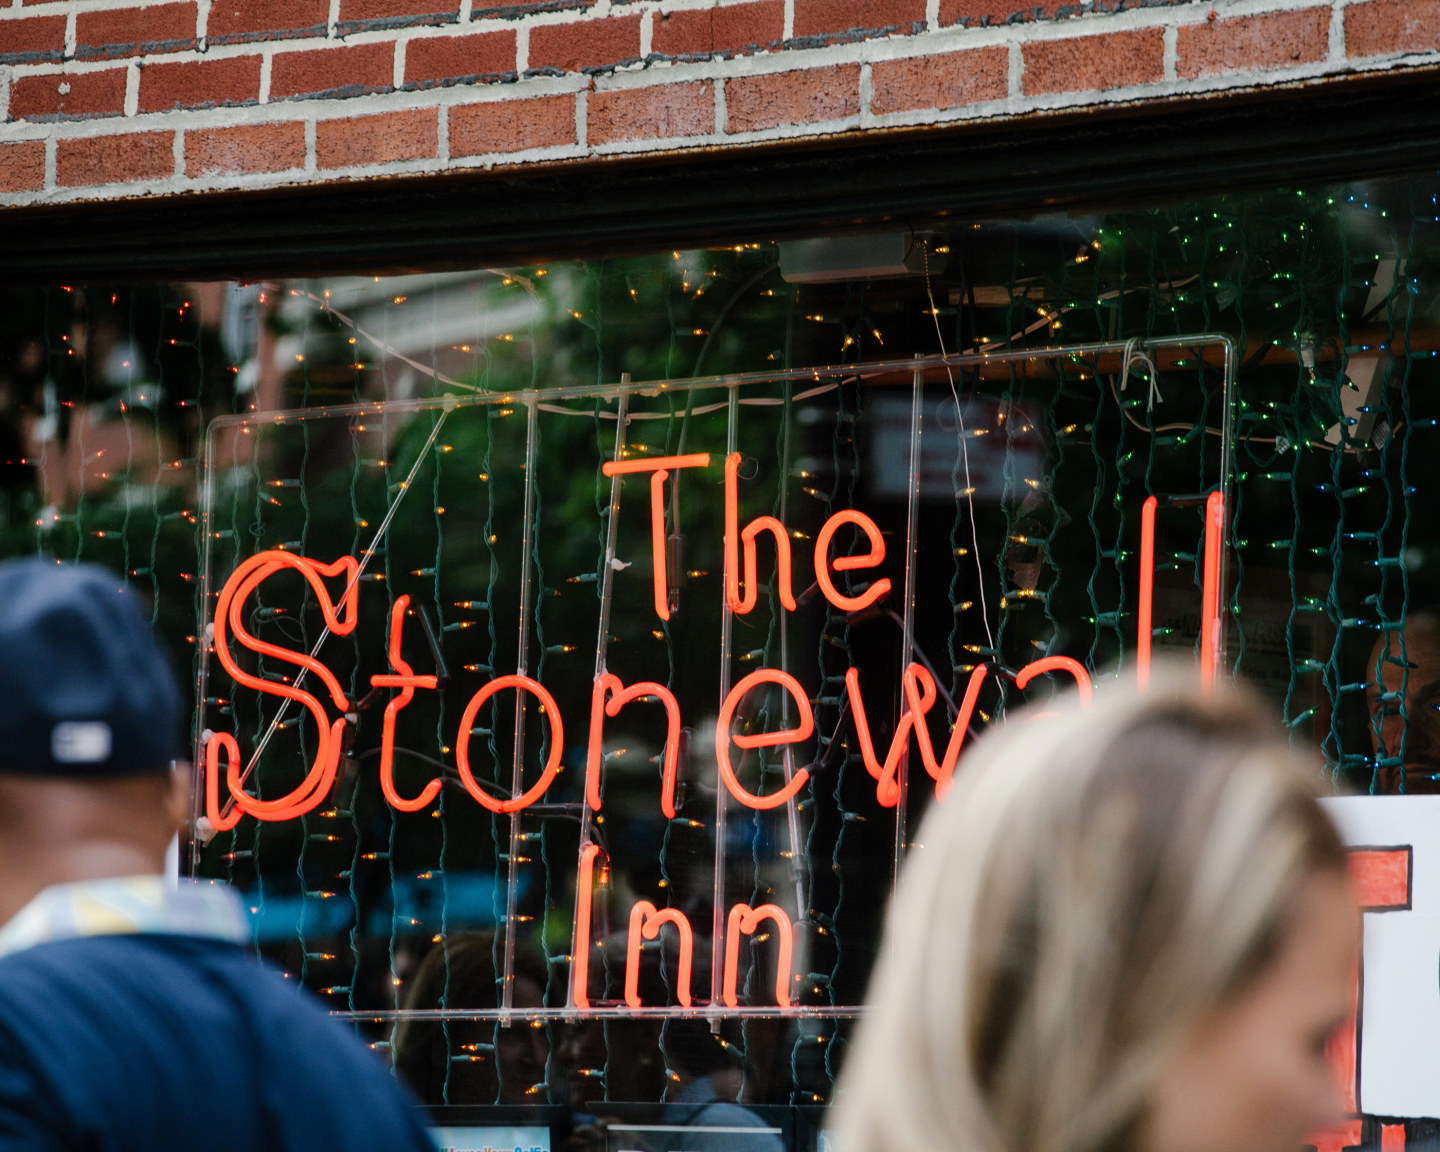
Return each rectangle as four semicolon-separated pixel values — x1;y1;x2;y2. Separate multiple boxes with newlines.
835;669;1355;1152
392;931;549;1105
557;939;783;1152
1366;616;1440;793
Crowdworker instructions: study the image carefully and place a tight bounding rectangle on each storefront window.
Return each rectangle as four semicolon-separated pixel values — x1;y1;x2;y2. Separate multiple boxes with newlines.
3;172;1437;1125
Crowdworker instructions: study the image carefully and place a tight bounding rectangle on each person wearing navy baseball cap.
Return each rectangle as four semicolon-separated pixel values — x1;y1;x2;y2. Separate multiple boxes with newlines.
0;557;437;1152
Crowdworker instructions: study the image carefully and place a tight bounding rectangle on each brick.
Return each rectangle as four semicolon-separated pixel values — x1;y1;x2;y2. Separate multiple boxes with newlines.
207;0;329;44
651;2;784;59
316;107;438;168
138;55;261;112
1021;27;1164;96
1177;8;1328;78
938;0;1073;26
404;30;516;87
8;70;128;121
870;48;1008;114
471;0;593;13
724;64;860;132
588;81;712;144
74;2;197;60
0;140;46;192
792;0;926;42
338;0;459;33
185;121;306;176
269;41;394;99
528;15;642;73
0;14;67;64
937;0;1013;26
56;130;174;187
1346;0;1440;57
449;94;575;155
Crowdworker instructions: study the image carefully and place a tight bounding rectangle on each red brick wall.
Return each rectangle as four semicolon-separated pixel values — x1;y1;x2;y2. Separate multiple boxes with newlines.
0;0;1436;206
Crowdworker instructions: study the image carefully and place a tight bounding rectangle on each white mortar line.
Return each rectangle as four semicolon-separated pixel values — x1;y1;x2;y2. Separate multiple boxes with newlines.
575;86;586;146
257;50;271;102
123;59;138;114
782;0;793;42
327;0;340;39
304;116;316;170
1330;0;1346;63
1162;22;1177;81
393;37;405;87
43;135;56;188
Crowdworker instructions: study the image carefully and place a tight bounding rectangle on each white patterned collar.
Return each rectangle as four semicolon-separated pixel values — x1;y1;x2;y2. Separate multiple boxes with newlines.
0;875;249;960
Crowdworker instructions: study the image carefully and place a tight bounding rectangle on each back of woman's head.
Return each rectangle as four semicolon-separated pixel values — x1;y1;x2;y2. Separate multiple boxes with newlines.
831;670;1346;1152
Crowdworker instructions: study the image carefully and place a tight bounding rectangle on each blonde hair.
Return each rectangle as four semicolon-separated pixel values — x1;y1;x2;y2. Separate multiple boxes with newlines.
831;671;1345;1152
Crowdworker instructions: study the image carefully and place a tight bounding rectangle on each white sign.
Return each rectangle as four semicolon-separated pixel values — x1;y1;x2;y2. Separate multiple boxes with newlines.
1323;797;1432;1120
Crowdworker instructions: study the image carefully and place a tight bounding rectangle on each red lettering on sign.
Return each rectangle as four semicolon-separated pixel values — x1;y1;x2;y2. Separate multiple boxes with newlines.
586;673;682;819
724;452;797;615
1308;1121;1363;1152
1349;848;1411;910
211;550;359;822
603;453;710;622
625;900;694;1008
715;669;813;810
455;675;564;814
370;595;440;812
722;903;793;1008
813;509;892;613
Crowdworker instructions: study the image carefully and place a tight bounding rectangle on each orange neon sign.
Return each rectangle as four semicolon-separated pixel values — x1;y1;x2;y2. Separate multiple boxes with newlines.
813;508;892;612
722;903;793;1008
571;842;604;1011
1200;490;1225;691
1137;495;1157;691
714;668;813;810
587;673;682;819
207;465;1230;1013
602;453;711;621
456;674;564;814
625;900;694;1008
207;485;1226;824
1135;492;1226;692
371;595;440;811
208;550;358;827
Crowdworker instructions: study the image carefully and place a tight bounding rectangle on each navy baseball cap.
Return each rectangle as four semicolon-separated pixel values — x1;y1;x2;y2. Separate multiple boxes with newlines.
0;557;181;776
